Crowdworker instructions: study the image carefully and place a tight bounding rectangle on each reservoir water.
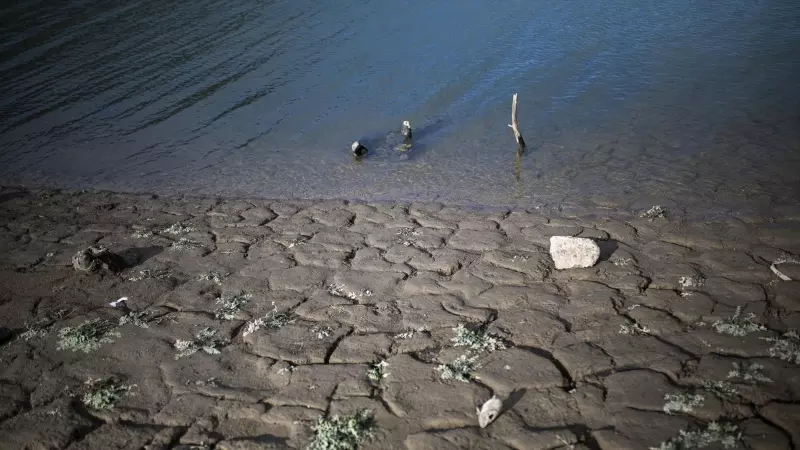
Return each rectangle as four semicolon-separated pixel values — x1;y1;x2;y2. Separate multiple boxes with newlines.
1;0;799;218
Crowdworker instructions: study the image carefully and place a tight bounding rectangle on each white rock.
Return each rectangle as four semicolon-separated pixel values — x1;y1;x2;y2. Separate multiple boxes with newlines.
549;236;600;270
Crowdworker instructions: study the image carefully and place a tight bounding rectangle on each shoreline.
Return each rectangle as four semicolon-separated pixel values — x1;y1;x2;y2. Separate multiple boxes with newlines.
2;179;800;225
1;185;799;449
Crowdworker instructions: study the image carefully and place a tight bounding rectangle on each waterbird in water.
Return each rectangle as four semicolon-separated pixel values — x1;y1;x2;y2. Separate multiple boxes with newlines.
351;141;368;158
401;120;412;142
396;120;413;152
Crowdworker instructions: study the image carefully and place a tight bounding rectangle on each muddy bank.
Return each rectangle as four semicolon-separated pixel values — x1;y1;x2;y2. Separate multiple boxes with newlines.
0;186;799;449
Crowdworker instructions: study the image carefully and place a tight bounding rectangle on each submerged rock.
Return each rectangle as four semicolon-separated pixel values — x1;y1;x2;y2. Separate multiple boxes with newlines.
549;236;600;270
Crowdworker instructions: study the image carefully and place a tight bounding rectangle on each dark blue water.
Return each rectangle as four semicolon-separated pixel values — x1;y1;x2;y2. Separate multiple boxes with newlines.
1;0;799;217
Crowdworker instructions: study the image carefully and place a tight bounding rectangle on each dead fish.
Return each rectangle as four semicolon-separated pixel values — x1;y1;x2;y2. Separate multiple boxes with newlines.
351;141;368;157
477;395;503;428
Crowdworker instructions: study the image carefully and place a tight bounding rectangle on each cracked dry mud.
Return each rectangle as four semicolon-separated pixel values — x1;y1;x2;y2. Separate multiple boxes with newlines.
0;186;799;450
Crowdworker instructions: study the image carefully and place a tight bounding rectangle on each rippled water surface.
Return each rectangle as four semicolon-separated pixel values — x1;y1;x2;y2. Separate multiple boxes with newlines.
1;0;799;217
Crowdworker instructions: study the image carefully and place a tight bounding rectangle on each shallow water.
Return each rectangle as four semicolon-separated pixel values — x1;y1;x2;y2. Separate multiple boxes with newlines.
1;0;799;218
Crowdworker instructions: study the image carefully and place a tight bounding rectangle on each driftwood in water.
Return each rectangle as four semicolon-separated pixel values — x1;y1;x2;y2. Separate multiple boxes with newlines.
507;93;526;149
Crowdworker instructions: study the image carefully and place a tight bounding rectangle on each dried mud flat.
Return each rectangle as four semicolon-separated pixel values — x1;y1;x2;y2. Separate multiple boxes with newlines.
0;186;799;450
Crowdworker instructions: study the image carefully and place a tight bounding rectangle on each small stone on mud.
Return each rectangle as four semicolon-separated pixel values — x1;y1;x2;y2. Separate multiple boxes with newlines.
549;236;600;270
71;246;127;273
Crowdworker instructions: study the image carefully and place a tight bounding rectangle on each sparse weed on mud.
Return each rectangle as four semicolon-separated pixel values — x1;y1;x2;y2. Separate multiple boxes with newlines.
243;303;296;336
82;378;137;410
702;380;739;400
198;271;227;284
639;205;666;220
327;283;373;301
127;268;170;282
162;222;196;235
170;238;202;251
679;275;705;290
308;409;376;450
712;306;766;337
393;328;416;339
727;362;772;384
651;422;741;450
132;230;153;239
663;392;705;415
619;321;651;336
367;360;389;384
20;309;68;341
57;318;120;353
174;327;228;359
394;227;420;247
436;353;481;383
762;331;800;364
214;293;251;320
118;311;150;328
451;324;506;353
311;325;333;340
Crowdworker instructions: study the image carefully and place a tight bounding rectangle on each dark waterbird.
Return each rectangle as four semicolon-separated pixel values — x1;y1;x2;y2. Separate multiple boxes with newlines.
396;120;413;152
351;141;368;157
401;120;412;142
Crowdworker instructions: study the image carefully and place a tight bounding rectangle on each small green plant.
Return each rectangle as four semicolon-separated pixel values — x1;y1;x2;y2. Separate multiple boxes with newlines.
191;377;218;387
393;329;416;339
639;205;666;220
118;311;150;329
214;293;251;320
436;353;480;382
612;257;633;267
286;236;308;249
308;409;376;450
663;392;705;415
132;230;153;239
311;325;333;340
20;309;68;341
702;381;739;400
367;360;389;384
712;306;766;336
727;362;772;384
57;319;120;353
762;331;800;364
327;283;347;298
451;324;506;353
679;275;705;290
174;327;228;359
326;283;372;301
619;321;651;336
650;422;741;450
170;238;202;251
243;303;296;336
198;271;226;284
127;268;170;281
82;378;137;410
162;222;196;235
394;227;420;246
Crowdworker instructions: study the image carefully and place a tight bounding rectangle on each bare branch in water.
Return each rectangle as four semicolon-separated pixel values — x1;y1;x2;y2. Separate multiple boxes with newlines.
508;93;526;149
